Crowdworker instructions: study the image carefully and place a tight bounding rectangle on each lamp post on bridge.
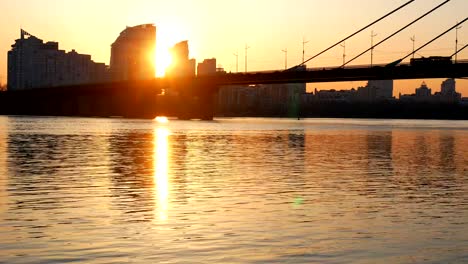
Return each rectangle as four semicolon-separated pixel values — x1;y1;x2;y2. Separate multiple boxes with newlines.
302;37;309;64
245;44;250;73
233;51;239;73
455;23;462;63
370;30;378;67
410;35;416;59
340;41;346;67
282;48;288;69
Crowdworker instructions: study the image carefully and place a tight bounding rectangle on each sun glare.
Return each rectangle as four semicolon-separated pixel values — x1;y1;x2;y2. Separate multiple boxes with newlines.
155;46;172;77
155;22;190;77
155;116;169;123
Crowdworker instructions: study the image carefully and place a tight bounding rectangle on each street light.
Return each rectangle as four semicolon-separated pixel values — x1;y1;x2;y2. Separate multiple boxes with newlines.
410;35;416;59
302;37;309;64
455;23;462;63
282;48;288;69
340;41;346;67
370;30;378;67
245;44;250;73
233;51;239;73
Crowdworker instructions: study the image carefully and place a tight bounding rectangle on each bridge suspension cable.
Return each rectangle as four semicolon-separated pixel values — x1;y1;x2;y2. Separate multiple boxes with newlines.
295;0;416;69
396;18;467;63
342;0;452;67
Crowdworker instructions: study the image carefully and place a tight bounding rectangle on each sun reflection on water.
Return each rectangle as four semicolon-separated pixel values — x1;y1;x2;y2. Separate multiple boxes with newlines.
153;127;170;221
0;120;7;214
154;116;169;123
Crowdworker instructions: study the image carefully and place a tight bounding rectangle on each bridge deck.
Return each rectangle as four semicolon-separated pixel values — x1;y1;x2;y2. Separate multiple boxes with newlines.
193;62;468;86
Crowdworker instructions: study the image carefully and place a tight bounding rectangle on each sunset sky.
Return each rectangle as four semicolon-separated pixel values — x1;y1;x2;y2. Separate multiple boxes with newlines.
0;0;467;96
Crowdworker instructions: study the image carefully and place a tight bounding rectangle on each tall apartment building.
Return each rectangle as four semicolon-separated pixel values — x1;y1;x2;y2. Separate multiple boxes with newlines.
110;24;156;81
7;29;109;91
166;41;196;77
440;78;456;95
368;80;393;99
354;80;394;102
197;59;217;76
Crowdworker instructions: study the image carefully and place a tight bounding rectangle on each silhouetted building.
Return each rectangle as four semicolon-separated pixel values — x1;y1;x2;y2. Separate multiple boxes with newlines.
415;82;432;97
308;80;394;103
308;80;393;103
166;41;196;77
400;79;461;103
400;82;434;103
217;65;306;115
217;82;306;115
7;29;109;91
197;59;217;76
217;85;259;113
312;88;356;102
110;24;156;81
441;78;456;95
437;78;461;103
369;80;393;99
355;80;394;102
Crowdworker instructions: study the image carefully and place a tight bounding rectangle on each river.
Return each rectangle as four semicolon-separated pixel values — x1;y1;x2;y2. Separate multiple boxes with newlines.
0;116;467;263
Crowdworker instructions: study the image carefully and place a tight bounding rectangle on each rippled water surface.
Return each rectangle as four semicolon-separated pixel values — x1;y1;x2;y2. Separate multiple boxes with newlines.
0;116;467;263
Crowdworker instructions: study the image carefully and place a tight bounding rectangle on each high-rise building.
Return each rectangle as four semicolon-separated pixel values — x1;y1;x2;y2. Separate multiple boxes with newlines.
354;80;393;102
7;29;109;91
368;80;393;99
415;82;432;97
216;65;307;115
439;78;461;102
110;24;156;81
166;41;196;77
197;59;217;76
441;78;456;95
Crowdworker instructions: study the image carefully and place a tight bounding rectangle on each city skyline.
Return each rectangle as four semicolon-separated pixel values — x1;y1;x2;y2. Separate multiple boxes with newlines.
0;0;467;96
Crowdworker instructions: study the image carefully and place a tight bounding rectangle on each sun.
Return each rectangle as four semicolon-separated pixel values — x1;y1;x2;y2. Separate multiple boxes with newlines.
154;22;190;77
155;44;172;77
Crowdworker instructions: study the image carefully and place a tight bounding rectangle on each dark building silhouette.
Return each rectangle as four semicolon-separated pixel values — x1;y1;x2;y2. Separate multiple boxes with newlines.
7;29;109;91
415;82;432;97
166;41;196;77
400;79;462;103
197;58;216;76
306;80;394;104
110;24;156;81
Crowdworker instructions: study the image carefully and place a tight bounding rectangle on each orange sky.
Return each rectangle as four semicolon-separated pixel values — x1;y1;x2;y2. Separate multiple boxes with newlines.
0;0;467;96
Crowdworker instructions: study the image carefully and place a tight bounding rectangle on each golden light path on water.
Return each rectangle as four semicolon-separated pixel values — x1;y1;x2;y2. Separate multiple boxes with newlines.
153;125;170;221
1;117;468;263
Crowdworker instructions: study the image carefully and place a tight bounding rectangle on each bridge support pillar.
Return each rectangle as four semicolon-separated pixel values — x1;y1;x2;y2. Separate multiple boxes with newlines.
175;82;217;121
176;94;215;120
198;93;215;121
